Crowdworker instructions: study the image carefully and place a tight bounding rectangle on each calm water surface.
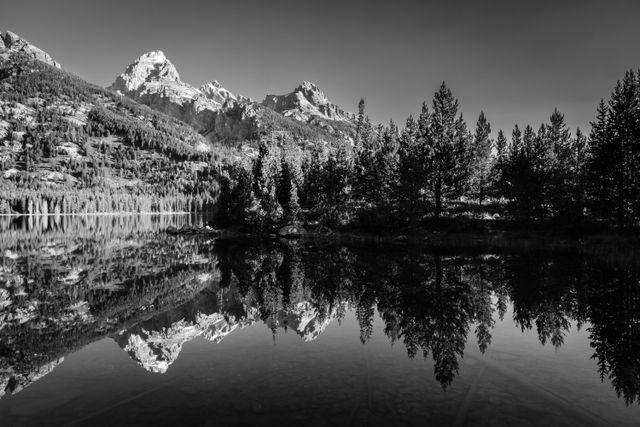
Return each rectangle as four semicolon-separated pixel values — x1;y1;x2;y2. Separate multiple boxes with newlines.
0;215;639;426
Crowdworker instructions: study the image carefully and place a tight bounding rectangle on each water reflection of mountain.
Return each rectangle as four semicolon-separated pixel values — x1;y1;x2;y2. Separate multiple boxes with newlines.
0;215;217;398
1;229;640;406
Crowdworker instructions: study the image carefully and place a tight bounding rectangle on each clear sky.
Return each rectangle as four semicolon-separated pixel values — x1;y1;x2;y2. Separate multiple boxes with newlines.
2;0;639;137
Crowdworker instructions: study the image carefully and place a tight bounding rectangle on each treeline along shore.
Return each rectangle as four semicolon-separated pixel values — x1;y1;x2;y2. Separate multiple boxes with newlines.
3;52;640;240
216;70;640;238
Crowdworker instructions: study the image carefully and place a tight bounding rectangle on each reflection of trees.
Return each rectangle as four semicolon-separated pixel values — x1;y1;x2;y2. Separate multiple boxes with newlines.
4;233;640;404
215;243;640;400
587;267;640;406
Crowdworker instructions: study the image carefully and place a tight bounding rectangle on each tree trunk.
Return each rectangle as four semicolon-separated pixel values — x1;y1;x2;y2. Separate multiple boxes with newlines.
434;179;442;219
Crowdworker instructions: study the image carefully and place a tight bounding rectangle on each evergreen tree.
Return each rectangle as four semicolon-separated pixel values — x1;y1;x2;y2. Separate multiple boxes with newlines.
354;98;366;147
395;115;424;226
491;129;508;199
300;145;325;208
423;83;473;218
353;116;378;205
607;71;640;225
571;128;589;219
215;163;258;227
587;99;615;220
252;140;282;225
322;144;352;226
277;154;302;222
511;124;522;159
469;111;492;203
546;109;574;217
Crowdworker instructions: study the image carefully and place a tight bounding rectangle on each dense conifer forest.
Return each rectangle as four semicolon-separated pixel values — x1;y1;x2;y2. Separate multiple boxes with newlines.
217;72;640;232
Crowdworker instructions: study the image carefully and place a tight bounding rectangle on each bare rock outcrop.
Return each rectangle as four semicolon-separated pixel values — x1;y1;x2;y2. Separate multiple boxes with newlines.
0;30;61;68
262;81;354;123
108;51;245;134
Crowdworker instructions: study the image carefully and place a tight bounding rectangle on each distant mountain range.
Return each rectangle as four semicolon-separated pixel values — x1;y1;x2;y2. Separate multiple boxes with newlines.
0;29;357;147
108;49;356;143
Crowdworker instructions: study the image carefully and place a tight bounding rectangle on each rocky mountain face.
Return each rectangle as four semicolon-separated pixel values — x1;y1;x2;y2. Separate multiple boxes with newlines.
0;30;60;69
263;81;354;123
109;52;355;145
108;51;245;134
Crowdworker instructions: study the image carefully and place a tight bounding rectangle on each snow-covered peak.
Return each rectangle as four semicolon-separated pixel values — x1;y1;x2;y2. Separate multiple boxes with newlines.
139;50;168;64
109;50;182;94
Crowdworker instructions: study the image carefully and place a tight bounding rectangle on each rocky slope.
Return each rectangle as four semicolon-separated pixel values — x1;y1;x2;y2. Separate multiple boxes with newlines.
108;51;245;133
263;81;354;123
0;30;61;69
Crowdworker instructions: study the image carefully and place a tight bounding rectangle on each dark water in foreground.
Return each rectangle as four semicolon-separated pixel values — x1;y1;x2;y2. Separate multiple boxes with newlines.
0;215;639;426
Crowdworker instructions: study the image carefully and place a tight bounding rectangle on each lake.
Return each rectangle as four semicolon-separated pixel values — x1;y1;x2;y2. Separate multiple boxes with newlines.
0;215;639;426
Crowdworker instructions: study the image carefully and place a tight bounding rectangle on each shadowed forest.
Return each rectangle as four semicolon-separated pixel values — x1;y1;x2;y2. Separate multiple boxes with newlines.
217;72;640;233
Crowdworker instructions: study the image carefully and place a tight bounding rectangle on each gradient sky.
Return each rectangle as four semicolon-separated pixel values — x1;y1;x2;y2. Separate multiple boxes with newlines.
2;0;640;137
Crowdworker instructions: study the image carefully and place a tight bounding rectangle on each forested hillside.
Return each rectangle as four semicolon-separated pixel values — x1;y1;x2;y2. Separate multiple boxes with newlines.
0;52;225;214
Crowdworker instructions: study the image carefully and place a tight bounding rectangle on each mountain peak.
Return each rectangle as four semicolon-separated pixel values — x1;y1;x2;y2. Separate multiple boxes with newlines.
139;50;167;62
262;81;353;123
109;50;181;94
0;30;61;68
299;80;320;91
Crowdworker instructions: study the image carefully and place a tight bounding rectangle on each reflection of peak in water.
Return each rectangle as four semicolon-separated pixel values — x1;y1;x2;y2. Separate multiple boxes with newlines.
112;282;253;373
113;290;345;373
115;311;256;374
270;301;343;342
0;231;220;399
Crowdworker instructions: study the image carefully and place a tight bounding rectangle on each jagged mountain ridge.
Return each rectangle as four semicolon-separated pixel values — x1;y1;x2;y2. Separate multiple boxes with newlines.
263;81;354;123
108;51;248;134
109;51;356;144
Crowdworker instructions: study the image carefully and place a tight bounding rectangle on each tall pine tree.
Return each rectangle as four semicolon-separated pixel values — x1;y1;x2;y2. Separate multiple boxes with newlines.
423;83;473;218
